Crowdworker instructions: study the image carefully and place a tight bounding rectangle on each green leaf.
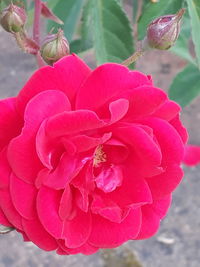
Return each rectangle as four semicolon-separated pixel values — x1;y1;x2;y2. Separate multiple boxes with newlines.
47;0;84;42
138;0;183;40
170;12;196;65
82;0;134;65
186;0;200;69
169;64;200;107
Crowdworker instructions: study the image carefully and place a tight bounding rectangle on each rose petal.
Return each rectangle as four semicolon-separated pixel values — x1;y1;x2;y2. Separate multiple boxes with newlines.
17;54;91;114
58;240;98;255
46;110;105;138
88;208;141;248
142;117;184;165
22;217;58;251
0;189;23;230
10;174;37;219
76;64;151;111
0;147;11;189
0;206;13;227
0;98;23;150
135;194;171;239
37;186;63;238
8;90;70;184
62;209;92;248
152;100;180;121
170;115;188;144
183;145;200;166
147;164;183;199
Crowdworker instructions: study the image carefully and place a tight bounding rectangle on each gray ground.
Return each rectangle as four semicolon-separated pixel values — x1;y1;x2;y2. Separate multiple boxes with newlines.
0;28;200;267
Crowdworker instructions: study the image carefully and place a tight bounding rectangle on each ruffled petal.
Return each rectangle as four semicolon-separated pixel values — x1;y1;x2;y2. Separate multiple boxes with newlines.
0;147;11;189
57;240;98;255
0;206;13;227
170;115;188;144
152;100;180;121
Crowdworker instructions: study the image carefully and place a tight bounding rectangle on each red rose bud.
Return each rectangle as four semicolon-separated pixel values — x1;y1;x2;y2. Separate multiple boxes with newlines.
146;8;185;50
40;29;70;65
0;3;26;33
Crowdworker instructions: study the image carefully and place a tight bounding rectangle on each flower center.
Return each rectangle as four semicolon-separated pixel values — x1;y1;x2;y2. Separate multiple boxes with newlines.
93;145;107;167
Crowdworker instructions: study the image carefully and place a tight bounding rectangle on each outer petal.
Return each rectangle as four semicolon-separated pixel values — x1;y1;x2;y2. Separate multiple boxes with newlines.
22;217;58;251
0;98;23;150
135;194;171;239
57;240;98;255
0;147;11;189
10;174;37;219
152;100;180;121
0;189;23;230
76;64;151;111
0;206;13;227
147;164;183;199
17;54;91;114
170;115;188;144
183;145;200;166
8;90;70;184
141;117;184;165
88;208;141;248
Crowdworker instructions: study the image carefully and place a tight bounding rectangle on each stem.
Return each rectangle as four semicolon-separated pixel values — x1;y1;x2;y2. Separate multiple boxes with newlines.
33;0;45;68
121;50;145;67
33;0;41;45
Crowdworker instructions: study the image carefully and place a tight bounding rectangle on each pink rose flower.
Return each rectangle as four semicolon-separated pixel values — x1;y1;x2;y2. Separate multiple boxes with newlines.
0;54;188;255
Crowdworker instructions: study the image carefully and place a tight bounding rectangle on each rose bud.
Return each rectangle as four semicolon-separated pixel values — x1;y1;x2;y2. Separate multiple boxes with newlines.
0;3;26;33
40;29;70;65
146;8;185;50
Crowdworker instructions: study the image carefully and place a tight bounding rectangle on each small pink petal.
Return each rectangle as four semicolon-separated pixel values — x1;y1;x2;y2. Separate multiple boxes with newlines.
183;145;200;166
108;98;129;124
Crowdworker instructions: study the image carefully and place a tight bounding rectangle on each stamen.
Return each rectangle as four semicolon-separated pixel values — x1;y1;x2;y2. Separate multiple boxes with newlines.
93;145;107;167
